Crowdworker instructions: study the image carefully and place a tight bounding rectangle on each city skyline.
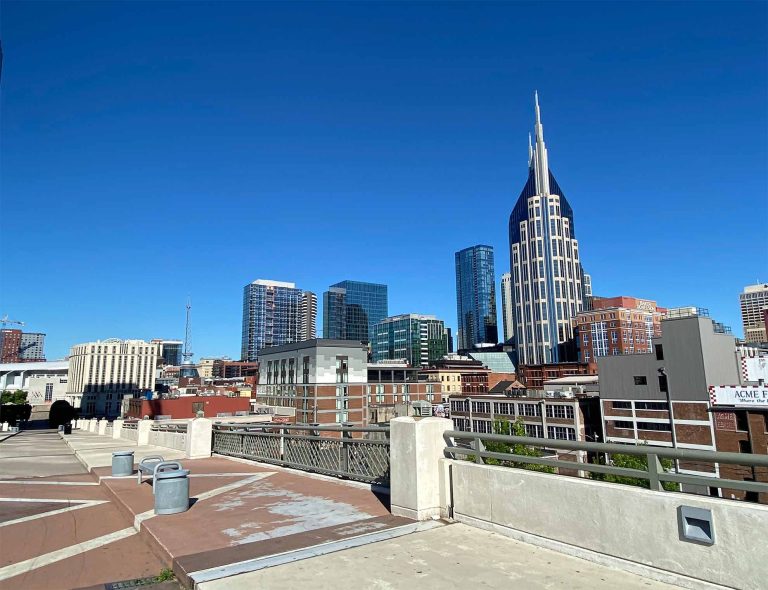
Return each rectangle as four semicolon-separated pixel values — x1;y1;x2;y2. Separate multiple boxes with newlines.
2;2;766;359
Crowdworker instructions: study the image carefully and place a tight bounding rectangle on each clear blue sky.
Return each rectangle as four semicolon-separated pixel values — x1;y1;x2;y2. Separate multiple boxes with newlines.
1;1;766;360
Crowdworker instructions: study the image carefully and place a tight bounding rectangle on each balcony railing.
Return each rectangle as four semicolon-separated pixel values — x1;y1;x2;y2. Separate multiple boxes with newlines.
212;423;391;485
443;430;768;497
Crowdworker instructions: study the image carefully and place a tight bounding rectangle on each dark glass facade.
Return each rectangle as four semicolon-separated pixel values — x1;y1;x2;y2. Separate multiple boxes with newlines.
241;281;303;361
322;280;388;343
455;245;498;350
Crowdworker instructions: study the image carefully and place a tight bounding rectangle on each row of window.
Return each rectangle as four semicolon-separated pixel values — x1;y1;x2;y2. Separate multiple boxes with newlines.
449;400;574;420
612;420;672;432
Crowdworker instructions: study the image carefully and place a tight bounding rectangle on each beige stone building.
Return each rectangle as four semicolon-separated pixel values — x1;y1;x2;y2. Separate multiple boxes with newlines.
67;339;159;416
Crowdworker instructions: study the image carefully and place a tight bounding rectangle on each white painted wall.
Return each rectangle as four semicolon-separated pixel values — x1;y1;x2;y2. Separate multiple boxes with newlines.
441;459;767;590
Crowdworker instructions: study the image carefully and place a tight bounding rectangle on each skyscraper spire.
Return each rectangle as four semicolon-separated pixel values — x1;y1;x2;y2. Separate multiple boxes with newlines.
528;133;533;168
532;91;550;195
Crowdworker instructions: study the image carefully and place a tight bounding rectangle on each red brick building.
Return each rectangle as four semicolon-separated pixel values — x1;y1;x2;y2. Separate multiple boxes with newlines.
574;296;666;363
0;329;22;363
126;395;251;419
518;362;595;389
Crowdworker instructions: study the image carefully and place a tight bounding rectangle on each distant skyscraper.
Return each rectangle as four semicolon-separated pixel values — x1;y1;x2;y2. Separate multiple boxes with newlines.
740;283;768;343
455;245;498;350
371;314;447;367
582;273;594;311
152;339;183;366
508;93;585;365
501;272;514;343
300;291;318;340
322;280;388;343
242;279;303;361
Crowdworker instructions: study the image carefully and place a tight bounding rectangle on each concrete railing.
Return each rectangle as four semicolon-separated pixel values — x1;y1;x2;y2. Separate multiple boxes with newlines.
148;422;188;452
121;421;139;442
389;417;767;590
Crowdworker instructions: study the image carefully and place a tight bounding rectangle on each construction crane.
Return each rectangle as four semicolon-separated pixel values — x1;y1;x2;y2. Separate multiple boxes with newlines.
0;315;25;327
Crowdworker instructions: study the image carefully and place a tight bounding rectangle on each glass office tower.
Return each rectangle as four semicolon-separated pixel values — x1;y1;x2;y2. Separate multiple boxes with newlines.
241;279;303;361
371;314;447;367
322;280;388;343
455;245;498;350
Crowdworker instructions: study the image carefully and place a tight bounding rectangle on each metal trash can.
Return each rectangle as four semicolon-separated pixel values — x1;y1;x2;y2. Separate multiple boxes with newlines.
64;423;72;435
112;451;135;477
154;467;190;515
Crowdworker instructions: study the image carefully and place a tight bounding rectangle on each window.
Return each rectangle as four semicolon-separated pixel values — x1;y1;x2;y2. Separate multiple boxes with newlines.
524;424;544;438
473;420;492;434
494;402;515;415
633;376;647;385
654;344;664;360
302;356;310;384
612;401;631;410
451;399;469;413
545;405;574;420
44;383;53;402
518;403;541;417
471;401;491;413
636;422;671;432
735;412;749;432
547;426;576;440
335;356;349;383
635;402;667;411
453;418;470;432
658;374;668;393
613;420;633;429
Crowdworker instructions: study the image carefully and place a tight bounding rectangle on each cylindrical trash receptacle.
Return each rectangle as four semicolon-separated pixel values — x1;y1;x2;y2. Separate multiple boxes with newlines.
64;423;72;435
154;468;190;515
112;451;135;477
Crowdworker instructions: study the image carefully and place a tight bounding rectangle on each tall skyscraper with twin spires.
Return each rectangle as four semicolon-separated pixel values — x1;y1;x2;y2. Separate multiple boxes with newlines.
508;94;585;365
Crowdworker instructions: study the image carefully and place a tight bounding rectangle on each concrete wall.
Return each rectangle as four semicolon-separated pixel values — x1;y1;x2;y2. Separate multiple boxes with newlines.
442;459;767;590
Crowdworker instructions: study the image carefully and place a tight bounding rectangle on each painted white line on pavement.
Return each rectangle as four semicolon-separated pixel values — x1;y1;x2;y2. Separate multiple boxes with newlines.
0;499;109;528
0;480;99;486
0;527;136;582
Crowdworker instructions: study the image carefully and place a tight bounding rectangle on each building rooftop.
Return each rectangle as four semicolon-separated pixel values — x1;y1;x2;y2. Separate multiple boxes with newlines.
467;351;516;373
0;360;68;372
258;339;366;355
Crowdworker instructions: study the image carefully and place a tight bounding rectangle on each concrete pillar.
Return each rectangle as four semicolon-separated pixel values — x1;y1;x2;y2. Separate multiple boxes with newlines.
98;419;108;435
1;422;8;432
390;416;453;521
113;418;124;439
185;418;213;459
137;419;153;446
89;419;97;432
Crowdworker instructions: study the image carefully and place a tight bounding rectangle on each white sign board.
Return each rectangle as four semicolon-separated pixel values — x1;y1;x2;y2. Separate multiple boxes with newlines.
709;386;768;408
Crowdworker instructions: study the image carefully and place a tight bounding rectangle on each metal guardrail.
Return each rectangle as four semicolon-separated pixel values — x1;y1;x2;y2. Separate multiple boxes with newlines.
443;430;768;495
122;421;138;430
212;423;391;485
150;422;188;433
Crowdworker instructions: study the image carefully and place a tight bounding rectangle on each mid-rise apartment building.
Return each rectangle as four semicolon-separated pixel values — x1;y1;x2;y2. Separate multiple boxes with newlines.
371;314;447;367
254;339;441;425
67;339;159;416
740;283;768;343
0;329;46;363
574;296;665;362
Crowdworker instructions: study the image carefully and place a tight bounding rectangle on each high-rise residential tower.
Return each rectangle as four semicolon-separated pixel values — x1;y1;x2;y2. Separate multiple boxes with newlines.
300;291;318;340
455;245;498;350
740;283;768;343
241;279;303;361
371;314;448;367
322;280;388;343
501;272;514;343
508;94;585;365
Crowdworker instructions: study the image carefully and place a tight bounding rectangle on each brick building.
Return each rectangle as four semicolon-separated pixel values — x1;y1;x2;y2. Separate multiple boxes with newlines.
420;356;491;395
517;362;595;389
599;310;768;502
254;340;442;426
573;296;665;362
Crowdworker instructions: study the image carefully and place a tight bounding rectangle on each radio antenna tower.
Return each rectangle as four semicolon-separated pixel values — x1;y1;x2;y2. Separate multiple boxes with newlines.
182;298;193;363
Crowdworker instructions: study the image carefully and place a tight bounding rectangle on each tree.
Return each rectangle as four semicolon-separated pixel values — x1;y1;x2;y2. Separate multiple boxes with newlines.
479;417;555;473
591;450;677;491
1;390;28;405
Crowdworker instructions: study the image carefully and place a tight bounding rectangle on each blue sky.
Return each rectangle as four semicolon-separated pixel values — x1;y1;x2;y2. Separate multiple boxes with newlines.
1;1;766;360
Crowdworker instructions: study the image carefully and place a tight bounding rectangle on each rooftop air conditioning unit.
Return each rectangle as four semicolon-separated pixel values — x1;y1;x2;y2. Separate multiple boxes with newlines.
412;401;432;417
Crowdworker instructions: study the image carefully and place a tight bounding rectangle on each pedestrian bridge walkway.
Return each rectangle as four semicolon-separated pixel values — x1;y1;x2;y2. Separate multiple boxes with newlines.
0;428;685;590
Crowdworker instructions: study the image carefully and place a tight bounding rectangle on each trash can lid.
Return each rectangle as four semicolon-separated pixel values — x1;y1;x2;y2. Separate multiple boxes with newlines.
155;469;190;480
112;450;135;456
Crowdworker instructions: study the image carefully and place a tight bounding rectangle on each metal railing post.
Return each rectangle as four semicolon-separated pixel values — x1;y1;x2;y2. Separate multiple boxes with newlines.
647;452;664;491
473;436;485;465
341;423;352;474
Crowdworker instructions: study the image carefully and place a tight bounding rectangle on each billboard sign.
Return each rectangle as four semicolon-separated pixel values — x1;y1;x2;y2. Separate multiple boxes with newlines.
709;385;768;408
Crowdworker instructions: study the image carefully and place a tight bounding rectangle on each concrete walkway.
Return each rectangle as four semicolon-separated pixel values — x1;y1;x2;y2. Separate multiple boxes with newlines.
62;429;186;470
199;523;680;590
